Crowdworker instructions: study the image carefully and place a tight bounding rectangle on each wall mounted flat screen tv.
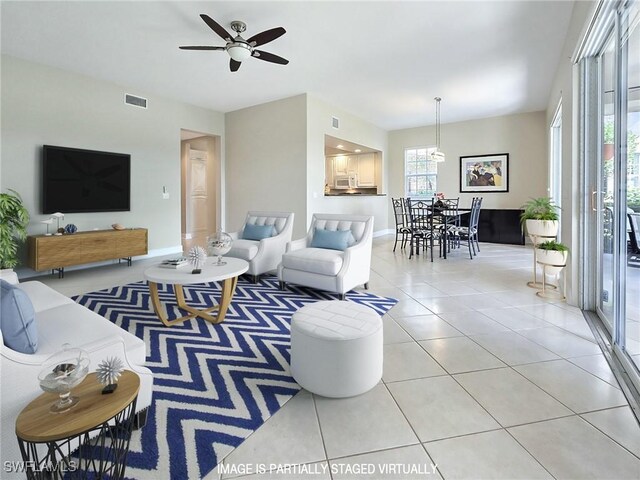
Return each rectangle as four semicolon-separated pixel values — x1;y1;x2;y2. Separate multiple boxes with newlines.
42;145;131;214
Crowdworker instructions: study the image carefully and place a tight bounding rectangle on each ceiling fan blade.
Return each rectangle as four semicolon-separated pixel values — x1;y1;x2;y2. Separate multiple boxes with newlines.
200;14;233;42
247;27;286;47
179;46;226;50
252;50;289;65
230;59;242;72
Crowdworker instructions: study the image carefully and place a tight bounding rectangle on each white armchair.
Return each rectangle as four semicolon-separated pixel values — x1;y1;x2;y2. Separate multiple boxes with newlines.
227;211;294;283
278;214;374;299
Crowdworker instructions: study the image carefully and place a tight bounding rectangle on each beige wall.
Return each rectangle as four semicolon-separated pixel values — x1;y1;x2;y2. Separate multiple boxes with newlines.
389;111;548;210
307;95;390;233
225;94;307;237
0;55;225;263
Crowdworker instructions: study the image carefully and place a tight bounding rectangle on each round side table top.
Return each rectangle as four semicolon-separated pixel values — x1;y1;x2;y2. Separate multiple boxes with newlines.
144;257;248;285
16;370;140;443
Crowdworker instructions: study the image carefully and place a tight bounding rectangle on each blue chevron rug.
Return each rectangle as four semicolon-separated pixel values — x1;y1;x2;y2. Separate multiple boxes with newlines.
74;275;397;480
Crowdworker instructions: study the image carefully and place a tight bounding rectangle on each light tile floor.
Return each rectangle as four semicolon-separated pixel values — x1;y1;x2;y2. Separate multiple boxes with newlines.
29;237;640;479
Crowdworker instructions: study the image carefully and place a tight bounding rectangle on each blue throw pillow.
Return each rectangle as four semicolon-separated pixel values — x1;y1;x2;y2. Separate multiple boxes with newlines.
242;223;274;241
311;228;353;251
0;279;38;354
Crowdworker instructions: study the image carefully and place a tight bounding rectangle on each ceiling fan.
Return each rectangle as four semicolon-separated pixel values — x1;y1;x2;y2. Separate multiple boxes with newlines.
180;14;289;72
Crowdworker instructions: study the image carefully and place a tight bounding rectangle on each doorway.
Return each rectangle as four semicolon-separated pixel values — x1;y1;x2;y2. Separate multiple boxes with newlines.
180;130;221;253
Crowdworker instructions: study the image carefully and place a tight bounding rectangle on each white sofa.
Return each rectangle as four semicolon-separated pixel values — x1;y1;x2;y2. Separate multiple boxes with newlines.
227;211;294;283
1;280;153;476
278;214;374;299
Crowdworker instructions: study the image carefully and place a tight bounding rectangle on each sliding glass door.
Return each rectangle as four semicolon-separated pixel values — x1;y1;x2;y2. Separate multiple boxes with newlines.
597;35;617;331
588;0;640;388
623;2;640;371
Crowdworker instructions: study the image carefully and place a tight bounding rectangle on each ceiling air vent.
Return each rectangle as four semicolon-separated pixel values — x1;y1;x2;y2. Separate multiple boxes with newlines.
125;94;147;109
332;116;339;129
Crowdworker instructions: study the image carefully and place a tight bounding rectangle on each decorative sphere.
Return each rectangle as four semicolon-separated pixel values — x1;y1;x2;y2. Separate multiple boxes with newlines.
64;223;78;234
207;231;232;257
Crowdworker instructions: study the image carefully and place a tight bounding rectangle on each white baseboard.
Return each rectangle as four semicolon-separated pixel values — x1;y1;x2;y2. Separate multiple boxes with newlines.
373;229;394;238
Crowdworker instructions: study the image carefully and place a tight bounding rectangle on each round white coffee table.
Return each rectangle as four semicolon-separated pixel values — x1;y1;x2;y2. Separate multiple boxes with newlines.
144;257;248;326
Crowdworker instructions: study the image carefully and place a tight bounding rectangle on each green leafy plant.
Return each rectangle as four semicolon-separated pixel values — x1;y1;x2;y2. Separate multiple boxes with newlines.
0;190;30;269
520;197;559;224
537;240;569;252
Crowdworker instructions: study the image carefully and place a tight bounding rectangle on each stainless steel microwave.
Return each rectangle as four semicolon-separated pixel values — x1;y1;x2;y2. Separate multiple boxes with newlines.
335;174;357;189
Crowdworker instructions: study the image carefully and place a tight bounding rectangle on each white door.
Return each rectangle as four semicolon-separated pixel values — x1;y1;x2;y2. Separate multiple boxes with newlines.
186;148;208;242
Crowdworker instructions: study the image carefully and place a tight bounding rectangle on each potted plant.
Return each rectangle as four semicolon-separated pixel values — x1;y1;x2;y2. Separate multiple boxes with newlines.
520;197;559;243
535;240;569;276
0;189;30;282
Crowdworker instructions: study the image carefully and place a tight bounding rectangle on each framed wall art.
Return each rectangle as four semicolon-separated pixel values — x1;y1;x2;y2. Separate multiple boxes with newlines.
460;153;509;193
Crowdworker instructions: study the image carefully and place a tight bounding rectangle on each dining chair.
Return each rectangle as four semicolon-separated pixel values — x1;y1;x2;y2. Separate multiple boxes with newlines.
453;197;483;258
405;198;439;261
391;197;411;252
436;197;460;252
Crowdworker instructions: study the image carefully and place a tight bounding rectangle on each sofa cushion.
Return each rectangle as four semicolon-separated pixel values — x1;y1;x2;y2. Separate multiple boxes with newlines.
227;239;259;262
310;228;352;251
0;280;38;354
17;281;75;313
243;224;274;241
35;303;146;365
282;248;344;276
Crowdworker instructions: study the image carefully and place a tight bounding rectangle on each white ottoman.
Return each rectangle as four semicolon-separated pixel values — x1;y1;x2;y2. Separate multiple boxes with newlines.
290;300;383;398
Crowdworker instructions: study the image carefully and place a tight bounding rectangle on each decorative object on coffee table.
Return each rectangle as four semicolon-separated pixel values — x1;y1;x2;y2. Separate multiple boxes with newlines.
188;245;207;274
96;356;125;394
207;230;232;266
37;344;90;413
64;223;78;234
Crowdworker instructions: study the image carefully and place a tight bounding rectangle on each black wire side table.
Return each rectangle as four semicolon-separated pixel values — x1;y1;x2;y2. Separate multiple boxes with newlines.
15;371;140;480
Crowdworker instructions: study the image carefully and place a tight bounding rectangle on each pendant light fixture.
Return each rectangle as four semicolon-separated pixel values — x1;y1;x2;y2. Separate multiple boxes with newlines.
430;97;445;163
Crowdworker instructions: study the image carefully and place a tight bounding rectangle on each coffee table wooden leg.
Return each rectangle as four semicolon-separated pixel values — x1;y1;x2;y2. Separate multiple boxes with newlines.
172;277;238;324
150;277;239;326
211;275;239;324
148;281;196;326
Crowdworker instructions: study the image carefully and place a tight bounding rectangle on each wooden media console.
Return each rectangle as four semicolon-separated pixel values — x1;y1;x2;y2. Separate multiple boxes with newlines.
27;228;148;278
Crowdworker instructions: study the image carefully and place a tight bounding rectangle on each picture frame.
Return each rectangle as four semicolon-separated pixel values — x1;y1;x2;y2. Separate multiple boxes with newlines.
460;153;509;193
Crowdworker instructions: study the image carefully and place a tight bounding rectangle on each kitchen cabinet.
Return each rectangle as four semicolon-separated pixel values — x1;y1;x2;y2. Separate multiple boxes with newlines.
333;155;357;176
357;153;376;186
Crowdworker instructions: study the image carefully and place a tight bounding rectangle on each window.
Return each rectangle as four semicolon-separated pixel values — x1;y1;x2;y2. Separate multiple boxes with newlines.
405;147;437;198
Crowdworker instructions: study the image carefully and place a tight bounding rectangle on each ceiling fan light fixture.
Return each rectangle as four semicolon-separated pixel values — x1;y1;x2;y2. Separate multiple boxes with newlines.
227;43;252;62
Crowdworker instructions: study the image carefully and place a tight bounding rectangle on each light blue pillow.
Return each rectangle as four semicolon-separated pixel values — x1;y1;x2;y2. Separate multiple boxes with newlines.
0;279;38;354
311;228;353;251
243;223;274;241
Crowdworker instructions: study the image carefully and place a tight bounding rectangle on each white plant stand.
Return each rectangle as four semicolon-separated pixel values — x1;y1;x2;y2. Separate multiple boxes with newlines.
527;234;557;290
536;260;566;300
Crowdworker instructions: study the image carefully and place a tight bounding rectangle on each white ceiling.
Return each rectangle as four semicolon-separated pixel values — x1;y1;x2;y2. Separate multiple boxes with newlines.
0;1;575;131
